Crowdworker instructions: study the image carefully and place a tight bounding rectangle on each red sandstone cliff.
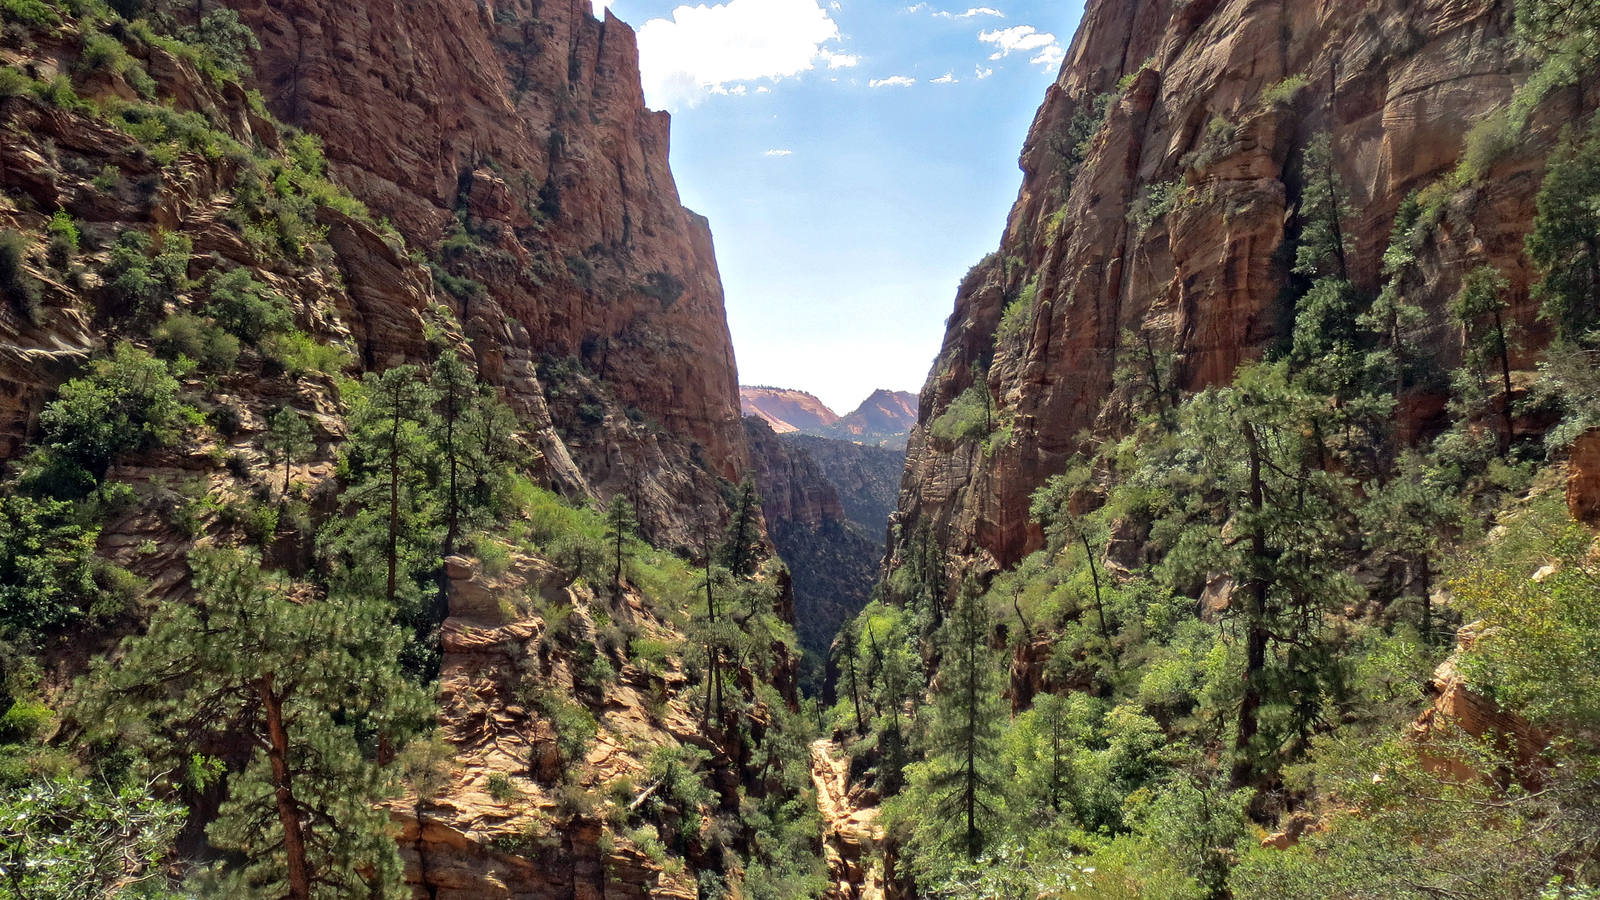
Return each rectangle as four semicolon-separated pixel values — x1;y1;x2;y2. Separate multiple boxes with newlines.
895;0;1600;573
741;386;842;435
223;0;748;547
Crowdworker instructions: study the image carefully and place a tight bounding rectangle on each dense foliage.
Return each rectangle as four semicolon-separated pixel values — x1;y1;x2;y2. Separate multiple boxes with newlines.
839;1;1600;894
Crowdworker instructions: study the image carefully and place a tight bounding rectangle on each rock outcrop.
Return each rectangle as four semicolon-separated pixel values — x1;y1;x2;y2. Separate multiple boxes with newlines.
894;0;1599;572
393;553;725;899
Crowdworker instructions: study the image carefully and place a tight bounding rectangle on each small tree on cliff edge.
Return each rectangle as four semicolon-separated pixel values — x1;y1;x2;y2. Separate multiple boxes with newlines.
721;478;761;577
604;493;636;600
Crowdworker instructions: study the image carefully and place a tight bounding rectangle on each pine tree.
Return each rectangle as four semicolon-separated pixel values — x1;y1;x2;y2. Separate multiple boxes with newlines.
604;493;636;600
319;365;443;677
1360;192;1431;409
896;580;1004;867
430;350;476;556
1451;265;1517;455
78;549;426;899
1527;122;1600;342
1294;134;1353;281
1147;363;1362;786
721;478;761;577
264;407;314;496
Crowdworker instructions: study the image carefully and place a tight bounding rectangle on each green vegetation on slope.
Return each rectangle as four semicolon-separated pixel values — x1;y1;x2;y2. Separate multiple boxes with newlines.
838;0;1600;893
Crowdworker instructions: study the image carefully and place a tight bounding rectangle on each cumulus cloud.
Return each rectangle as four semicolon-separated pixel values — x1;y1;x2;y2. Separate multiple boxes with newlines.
978;24;1063;67
974;64;994;78
821;50;859;68
931;72;958;84
933;6;1003;17
764;148;794;157
638;0;845;109
869;75;916;88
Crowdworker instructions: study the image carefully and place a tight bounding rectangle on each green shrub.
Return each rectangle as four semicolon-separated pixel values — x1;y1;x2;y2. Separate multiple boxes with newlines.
530;688;598;768
27;343;188;492
0;229;40;317
151;313;240;370
1260;73;1309;107
178;9;260;78
995;280;1038;347
0;0;60;29
0;66;32;100
0;700;53;742
103;230;192;317
259;330;350;377
929;383;992;444
46;211;78;269
1130;179;1183;233
205;268;291;343
30;74;87;111
0;494;99;640
90;165;120;192
485;772;520;803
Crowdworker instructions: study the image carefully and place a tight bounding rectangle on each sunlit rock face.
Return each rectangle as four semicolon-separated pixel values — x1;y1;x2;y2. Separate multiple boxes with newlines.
224;0;749;547
895;0;1600;575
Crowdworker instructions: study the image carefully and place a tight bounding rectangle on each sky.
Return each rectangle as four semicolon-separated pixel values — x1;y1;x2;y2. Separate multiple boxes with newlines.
597;0;1088;413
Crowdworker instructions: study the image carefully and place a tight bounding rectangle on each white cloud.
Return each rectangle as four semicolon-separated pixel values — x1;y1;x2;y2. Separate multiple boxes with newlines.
1030;44;1065;69
638;0;845;109
931;72;958;84
904;2;929;11
764;148;794;157
933;6;1003;17
821;49;859;68
974;65;994;78
978;24;1062;67
869;75;916;87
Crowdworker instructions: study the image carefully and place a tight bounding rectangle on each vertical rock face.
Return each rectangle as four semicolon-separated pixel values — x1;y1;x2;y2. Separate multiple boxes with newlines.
896;0;1599;572
744;418;884;661
224;0;748;544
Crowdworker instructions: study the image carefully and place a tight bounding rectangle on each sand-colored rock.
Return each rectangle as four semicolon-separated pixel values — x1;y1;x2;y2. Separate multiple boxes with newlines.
1566;428;1600;527
811;739;884;900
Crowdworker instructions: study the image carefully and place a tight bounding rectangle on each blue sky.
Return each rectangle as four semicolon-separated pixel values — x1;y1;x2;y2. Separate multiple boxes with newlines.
598;0;1088;412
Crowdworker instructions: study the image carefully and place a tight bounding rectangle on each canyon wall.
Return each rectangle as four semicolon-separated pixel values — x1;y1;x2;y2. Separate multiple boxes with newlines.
894;0;1599;573
221;0;747;547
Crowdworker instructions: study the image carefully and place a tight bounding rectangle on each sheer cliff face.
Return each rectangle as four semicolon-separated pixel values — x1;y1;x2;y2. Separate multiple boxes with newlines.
225;0;746;544
897;0;1598;571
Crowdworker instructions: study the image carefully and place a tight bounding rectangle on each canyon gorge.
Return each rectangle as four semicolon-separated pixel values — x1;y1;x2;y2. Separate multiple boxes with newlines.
1;0;1599;896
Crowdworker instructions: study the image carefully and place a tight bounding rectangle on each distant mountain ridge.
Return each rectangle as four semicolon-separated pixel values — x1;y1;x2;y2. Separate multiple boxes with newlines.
741;386;919;449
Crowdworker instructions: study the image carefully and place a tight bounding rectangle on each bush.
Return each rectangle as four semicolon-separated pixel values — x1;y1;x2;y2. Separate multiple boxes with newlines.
152;313;240;371
0;0;59;29
103;230;192;317
1260;73;1309;107
485;772;520;803
0;66;32;100
995;280;1037;347
0;229;40;316
929;383;992;445
0;494;99;641
259;330;350;377
27;343;188;491
46;211;78;269
205;268;292;343
1129;180;1182;233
